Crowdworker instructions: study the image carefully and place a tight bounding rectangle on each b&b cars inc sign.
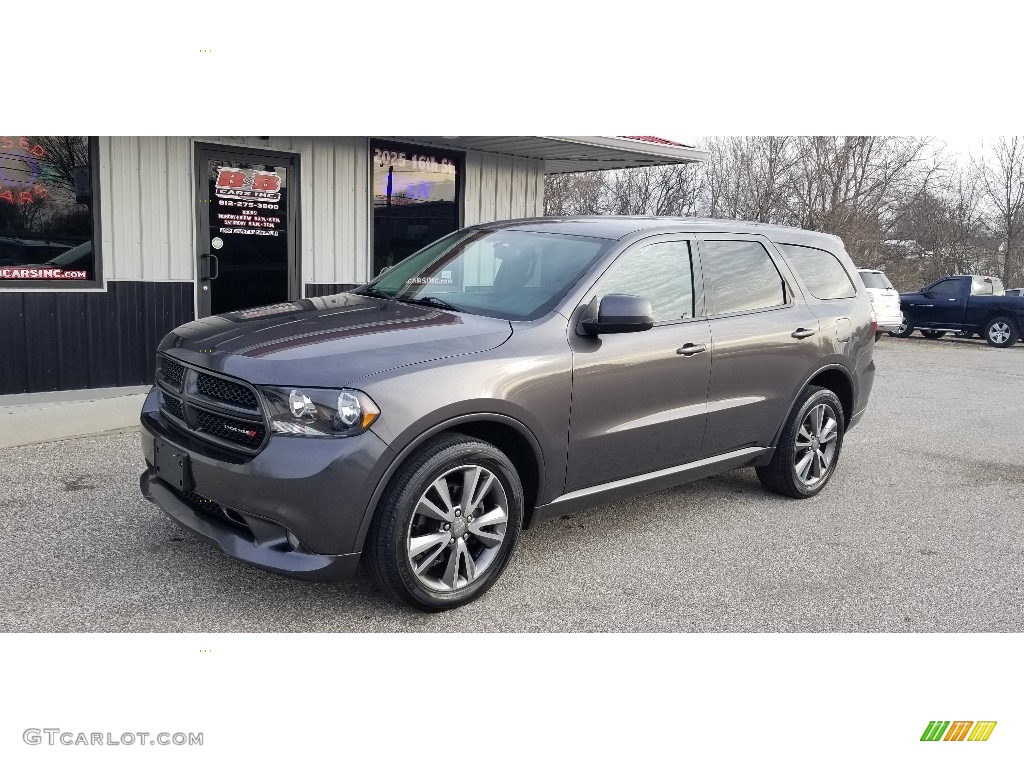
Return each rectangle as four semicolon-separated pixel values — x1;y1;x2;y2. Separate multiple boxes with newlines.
213;167;284;237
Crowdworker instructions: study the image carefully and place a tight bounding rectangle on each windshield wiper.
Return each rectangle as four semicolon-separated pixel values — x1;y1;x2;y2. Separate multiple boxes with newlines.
353;286;394;300
396;295;462;312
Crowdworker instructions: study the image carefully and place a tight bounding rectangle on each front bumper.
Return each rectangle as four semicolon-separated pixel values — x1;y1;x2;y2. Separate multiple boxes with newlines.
140;470;361;580
139;387;395;579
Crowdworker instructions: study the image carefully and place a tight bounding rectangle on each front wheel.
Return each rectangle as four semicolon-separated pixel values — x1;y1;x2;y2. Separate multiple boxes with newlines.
984;316;1019;348
364;432;523;611
889;315;914;337
757;386;845;499
920;330;946;339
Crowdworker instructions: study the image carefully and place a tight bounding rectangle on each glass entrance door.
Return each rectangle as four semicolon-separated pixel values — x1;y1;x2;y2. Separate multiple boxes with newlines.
194;145;298;317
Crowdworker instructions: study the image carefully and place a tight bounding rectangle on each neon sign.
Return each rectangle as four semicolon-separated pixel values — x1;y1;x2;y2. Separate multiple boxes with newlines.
0;136;50;205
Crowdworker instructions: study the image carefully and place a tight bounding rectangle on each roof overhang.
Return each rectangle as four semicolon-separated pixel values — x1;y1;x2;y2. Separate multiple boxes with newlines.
381;136;708;173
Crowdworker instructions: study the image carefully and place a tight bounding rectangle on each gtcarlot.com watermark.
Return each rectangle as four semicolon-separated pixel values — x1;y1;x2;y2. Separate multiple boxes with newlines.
23;728;203;747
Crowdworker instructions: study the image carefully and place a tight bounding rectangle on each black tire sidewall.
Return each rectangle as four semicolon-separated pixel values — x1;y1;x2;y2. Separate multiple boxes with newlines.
376;437;523;610
890;315;914;337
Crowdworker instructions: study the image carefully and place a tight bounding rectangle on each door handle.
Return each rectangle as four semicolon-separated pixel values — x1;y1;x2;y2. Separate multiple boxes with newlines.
201;253;220;280
791;328;816;339
676;343;707;356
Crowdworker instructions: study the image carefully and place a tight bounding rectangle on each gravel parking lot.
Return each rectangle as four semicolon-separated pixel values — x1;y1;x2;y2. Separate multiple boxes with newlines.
2;334;1022;632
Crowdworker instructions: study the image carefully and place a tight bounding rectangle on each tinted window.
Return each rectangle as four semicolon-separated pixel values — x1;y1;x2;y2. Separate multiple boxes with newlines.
929;280;962;297
0;136;98;284
360;229;610;321
859;271;894;290
596;240;694;323
701;240;787;314
778;244;856;299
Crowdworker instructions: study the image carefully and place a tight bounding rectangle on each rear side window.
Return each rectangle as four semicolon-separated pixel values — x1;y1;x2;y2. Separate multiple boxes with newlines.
858;271;894;290
701;240;787;314
778;243;856;299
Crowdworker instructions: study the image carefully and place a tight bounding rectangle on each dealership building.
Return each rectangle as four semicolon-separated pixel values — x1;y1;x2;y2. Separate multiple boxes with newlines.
0;136;706;395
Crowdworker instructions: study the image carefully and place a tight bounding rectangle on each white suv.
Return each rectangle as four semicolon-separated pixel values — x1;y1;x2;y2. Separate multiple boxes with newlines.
857;269;902;337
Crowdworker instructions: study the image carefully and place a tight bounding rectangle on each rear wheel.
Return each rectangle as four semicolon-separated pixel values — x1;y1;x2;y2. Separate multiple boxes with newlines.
889;315;914;337
984;316;1019;348
920;330;946;339
364;433;523;611
757;386;845;499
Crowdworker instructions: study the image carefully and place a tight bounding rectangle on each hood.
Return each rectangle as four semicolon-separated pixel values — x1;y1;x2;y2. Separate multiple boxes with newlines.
158;293;513;387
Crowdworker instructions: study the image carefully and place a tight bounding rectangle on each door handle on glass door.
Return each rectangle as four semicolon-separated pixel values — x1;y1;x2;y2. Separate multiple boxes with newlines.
677;343;707;356
201;253;220;280
791;328;816;339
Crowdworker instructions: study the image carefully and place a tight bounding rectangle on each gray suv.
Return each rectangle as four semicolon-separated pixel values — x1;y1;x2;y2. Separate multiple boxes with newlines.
139;217;875;610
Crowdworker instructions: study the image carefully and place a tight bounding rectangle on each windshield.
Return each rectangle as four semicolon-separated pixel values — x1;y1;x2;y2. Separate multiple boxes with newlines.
356;229;613;320
859;271;894;290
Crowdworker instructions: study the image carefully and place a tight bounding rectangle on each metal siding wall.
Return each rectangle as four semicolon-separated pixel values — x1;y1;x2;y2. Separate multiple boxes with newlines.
462;152;544;226
101;136;369;286
0;283;194;395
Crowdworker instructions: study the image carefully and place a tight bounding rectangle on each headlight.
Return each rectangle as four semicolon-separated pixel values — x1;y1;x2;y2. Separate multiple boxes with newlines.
261;387;380;437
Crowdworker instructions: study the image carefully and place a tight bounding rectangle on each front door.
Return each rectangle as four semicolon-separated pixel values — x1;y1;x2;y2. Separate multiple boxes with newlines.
195;144;299;317
566;236;711;492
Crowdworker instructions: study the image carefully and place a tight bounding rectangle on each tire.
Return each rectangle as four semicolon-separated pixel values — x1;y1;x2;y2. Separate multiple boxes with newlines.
364;432;524;611
920;330;946;339
983;316;1019;348
756;386;845;499
889;315;914;337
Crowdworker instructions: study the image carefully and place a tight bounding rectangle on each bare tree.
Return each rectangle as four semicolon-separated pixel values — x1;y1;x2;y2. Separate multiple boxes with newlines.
972;137;1024;285
604;164;704;216
543;171;606;216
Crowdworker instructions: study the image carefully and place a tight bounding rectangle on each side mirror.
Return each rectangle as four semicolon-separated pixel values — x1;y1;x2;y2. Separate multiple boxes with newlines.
578;294;654;336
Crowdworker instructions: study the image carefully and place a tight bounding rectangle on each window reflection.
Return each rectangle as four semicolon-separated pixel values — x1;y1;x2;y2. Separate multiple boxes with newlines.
0;136;96;282
372;143;460;276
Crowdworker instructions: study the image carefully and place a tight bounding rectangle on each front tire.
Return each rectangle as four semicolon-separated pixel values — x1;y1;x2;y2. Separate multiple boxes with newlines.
984;316;1019;348
889;315;914;337
920;330;946;339
364;432;523;611
757;386;845;499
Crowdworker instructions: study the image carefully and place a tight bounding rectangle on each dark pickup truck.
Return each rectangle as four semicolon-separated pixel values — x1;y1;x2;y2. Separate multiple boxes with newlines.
892;275;1024;347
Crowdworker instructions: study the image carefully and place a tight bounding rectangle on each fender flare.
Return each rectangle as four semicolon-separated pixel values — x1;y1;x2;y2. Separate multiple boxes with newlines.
351;412;546;552
765;363;856;453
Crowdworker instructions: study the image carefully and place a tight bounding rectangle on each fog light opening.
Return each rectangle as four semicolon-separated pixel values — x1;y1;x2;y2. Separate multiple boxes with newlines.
286;530;305;552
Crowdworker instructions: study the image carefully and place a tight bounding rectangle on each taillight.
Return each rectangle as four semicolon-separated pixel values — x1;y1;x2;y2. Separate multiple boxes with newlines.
871;319;878;337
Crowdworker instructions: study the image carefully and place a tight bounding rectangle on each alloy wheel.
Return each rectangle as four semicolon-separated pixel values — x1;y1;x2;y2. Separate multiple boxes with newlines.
406;464;509;591
988;322;1012;345
794;403;839;488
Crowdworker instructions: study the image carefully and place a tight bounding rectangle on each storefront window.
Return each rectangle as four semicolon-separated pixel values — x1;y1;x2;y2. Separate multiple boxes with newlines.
372;141;460;276
0;136;99;286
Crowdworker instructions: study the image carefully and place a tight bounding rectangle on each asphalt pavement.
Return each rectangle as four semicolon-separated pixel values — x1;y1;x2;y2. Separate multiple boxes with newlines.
2;334;1022;631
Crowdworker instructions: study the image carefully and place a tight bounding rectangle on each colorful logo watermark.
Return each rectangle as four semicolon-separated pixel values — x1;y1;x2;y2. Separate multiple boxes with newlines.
921;721;997;742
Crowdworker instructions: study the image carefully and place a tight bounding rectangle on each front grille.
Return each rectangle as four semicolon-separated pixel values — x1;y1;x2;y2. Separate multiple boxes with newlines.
161;392;186;422
156;354;268;455
160;357;186;389
197;373;258;408
194;410;266;447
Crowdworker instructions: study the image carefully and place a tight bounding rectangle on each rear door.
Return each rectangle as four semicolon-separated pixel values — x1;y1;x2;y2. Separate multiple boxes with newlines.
696;235;822;457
